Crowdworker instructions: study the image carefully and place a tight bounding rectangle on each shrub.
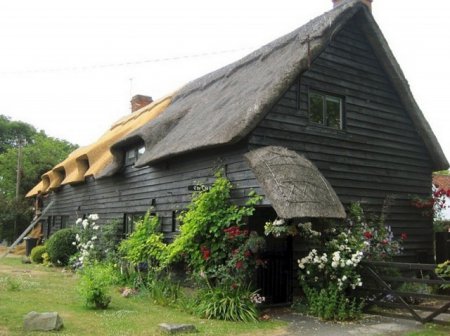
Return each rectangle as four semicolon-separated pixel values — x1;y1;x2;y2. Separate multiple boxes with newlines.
30;245;47;264
78;262;118;309
46;228;77;266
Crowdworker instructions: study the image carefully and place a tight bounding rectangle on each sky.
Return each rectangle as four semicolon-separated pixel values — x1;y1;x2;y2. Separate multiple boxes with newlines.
0;0;449;169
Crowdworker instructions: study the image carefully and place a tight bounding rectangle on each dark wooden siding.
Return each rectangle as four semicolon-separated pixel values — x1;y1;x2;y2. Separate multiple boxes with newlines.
43;144;263;239
249;19;434;261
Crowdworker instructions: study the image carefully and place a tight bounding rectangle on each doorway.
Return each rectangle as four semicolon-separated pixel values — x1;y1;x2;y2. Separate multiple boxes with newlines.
248;207;293;305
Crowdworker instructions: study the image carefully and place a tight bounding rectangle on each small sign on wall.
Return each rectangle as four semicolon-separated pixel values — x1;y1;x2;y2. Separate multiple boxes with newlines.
188;184;211;192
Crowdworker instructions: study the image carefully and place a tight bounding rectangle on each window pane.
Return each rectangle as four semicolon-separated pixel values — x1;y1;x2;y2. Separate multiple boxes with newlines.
326;96;341;129
309;93;324;125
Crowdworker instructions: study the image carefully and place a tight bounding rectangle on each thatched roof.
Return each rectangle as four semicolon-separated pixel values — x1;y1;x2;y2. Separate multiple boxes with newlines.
245;146;346;219
27;0;448;196
108;0;447;172
26;96;171;197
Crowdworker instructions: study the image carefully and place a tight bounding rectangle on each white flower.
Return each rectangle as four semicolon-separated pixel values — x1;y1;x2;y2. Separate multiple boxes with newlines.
342;275;347;281
88;214;99;221
76;218;82;225
358;281;363;287
75;234;80;242
82;219;89;229
346;260;353;266
91;236;97;240
331;261;338;268
273;219;285;226
93;225;100;230
72;241;76;246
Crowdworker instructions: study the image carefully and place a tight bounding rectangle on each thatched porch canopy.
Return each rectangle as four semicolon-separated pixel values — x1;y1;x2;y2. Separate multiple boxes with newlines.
244;146;346;219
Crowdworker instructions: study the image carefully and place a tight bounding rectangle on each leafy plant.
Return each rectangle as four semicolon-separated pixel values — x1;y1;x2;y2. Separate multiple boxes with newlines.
435;260;450;289
46;228;78;266
78;262;118;309
194;283;259;322
30;245;47;264
167;174;264;285
303;284;363;321
118;212;167;271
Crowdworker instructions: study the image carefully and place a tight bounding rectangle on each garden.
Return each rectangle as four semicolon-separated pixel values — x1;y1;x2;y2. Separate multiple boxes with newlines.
1;175;450;335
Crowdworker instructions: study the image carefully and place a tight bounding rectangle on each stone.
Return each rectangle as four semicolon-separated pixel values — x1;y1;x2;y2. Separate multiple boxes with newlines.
23;311;63;331
158;323;197;334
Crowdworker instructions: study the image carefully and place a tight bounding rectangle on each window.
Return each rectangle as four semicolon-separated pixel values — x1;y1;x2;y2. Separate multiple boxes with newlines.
309;91;343;129
125;145;145;166
123;212;147;236
61;215;69;229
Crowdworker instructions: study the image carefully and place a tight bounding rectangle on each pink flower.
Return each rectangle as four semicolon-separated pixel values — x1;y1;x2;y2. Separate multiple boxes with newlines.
363;231;373;239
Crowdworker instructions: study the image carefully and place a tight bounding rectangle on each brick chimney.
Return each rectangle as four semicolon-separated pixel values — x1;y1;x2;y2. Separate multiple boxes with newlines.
130;94;153;112
332;0;372;11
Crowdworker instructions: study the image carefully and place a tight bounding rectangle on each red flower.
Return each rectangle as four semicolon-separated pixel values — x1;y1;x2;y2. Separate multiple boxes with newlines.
244;250;251;257
200;245;210;260
401;232;408;240
236;261;243;270
447;189;450;197
363;231;373;239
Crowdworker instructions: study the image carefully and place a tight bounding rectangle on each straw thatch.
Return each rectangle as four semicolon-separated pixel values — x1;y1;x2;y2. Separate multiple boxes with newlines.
245;146;346;219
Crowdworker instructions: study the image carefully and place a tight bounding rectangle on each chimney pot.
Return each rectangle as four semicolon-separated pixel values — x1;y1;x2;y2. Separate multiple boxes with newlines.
332;0;372;11
130;95;153;112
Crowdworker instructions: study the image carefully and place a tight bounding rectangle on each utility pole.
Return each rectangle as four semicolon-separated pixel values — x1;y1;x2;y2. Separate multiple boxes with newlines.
13;137;24;239
15;137;24;200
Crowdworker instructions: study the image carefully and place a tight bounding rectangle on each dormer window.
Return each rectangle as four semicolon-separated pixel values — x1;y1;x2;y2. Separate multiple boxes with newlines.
125;145;146;166
309;90;343;130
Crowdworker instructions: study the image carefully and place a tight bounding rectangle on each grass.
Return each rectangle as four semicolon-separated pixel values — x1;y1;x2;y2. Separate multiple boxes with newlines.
403;324;450;336
0;256;285;335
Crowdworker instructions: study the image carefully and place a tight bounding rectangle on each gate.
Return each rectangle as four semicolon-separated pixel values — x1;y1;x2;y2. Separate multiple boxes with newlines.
358;260;450;323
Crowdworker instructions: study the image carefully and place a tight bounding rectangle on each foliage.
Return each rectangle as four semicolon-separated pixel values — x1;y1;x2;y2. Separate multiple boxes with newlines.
118;212;167;271
46;228;78;266
0;196;33;243
435;260;450;289
72;215;123;267
0;115;36;154
0;132;77;199
297;202;404;321
411;186;449;220
30;245;47;264
347;202;405;261
147;274;181;307
303;284;363;321
167;174;263;284
78;262;118;309
0;118;76;242
265;219;321;239
193;283;259;322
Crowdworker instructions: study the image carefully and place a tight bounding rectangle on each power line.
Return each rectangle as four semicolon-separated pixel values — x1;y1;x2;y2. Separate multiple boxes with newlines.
0;46;256;76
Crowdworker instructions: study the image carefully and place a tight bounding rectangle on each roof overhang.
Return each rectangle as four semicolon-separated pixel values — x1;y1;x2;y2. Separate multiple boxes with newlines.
245;146;346;219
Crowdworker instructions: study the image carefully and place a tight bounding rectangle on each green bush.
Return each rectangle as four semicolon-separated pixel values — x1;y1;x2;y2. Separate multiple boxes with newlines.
30;245;47;264
303;285;364;321
78;262;118;309
46;228;77;266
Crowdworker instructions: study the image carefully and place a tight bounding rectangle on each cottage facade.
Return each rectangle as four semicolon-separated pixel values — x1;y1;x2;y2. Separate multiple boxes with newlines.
27;0;448;304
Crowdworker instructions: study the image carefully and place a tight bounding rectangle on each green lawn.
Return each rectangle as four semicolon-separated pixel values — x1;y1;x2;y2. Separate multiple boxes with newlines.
0;256;285;335
403;324;450;336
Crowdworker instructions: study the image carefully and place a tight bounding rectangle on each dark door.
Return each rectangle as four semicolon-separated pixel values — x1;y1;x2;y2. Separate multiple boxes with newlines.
248;207;293;305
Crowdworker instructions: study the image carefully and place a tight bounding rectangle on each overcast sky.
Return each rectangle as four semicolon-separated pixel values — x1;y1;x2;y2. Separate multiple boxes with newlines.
0;0;449;168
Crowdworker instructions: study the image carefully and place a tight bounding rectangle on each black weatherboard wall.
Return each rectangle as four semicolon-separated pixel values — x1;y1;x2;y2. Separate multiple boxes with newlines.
249;18;433;260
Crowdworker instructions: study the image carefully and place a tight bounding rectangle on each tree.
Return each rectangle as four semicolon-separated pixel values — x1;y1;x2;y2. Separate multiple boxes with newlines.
0;115;36;153
0;116;77;243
